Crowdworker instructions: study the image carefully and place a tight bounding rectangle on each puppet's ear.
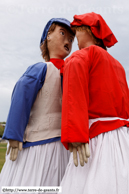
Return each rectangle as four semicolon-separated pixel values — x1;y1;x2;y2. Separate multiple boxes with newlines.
47;32;51;41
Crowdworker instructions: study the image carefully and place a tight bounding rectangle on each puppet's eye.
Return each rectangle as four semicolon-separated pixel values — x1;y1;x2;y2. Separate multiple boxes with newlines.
60;31;65;36
69;38;73;43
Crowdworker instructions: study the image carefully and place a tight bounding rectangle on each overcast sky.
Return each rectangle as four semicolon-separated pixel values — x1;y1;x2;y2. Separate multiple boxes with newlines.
0;0;129;121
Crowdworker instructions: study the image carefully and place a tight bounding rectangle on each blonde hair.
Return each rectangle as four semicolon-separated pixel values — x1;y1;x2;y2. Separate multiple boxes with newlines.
71;25;107;50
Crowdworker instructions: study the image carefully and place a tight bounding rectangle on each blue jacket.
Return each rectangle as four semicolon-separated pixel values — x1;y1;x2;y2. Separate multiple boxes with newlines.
2;62;61;148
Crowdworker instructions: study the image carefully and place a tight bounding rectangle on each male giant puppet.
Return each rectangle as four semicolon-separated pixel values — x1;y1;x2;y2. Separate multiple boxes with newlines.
0;18;74;187
60;12;129;194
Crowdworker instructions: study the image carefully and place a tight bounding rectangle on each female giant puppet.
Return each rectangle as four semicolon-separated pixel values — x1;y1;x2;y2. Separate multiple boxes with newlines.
0;18;74;187
60;12;129;194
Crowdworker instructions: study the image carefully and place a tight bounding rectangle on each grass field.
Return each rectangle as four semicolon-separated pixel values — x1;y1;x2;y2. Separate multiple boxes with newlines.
0;142;7;172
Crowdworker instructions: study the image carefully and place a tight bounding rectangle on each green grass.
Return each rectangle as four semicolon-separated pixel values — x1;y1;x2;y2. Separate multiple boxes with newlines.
0;143;7;172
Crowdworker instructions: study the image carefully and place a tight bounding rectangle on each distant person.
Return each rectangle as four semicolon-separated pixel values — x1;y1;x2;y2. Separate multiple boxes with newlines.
0;18;74;187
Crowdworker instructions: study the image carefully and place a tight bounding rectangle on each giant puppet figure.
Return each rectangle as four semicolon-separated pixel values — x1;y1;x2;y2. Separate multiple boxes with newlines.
59;12;129;194
0;18;74;187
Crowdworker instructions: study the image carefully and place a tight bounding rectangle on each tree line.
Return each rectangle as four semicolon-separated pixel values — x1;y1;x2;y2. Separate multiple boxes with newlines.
0;122;6;137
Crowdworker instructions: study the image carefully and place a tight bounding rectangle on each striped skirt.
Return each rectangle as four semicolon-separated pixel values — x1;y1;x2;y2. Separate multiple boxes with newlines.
0;141;70;191
59;127;129;194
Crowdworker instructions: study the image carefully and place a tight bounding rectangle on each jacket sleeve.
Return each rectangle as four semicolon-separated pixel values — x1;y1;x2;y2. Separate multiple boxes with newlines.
2;62;47;142
61;55;89;150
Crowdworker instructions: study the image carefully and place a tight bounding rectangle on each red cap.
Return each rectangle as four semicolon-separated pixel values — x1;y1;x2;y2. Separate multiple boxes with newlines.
71;12;118;47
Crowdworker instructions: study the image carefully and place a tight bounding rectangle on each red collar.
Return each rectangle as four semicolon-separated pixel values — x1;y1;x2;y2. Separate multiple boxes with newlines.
50;58;64;75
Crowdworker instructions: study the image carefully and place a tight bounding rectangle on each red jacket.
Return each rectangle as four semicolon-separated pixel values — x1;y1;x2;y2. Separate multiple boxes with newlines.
61;45;129;149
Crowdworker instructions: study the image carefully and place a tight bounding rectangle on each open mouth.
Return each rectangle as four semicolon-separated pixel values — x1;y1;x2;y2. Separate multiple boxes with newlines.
64;45;69;52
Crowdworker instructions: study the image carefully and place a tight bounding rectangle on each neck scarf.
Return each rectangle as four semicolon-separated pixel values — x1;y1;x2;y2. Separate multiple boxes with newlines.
50;58;64;75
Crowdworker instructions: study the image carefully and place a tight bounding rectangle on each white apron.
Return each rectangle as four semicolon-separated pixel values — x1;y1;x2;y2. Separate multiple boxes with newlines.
59;118;129;194
0;141;70;192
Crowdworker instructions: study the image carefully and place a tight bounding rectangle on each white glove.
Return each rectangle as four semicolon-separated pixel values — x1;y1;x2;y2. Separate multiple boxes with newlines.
69;142;90;167
7;140;22;161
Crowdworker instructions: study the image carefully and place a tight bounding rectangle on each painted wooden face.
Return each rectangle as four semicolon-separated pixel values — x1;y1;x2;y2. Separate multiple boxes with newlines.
76;29;95;50
47;25;74;59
